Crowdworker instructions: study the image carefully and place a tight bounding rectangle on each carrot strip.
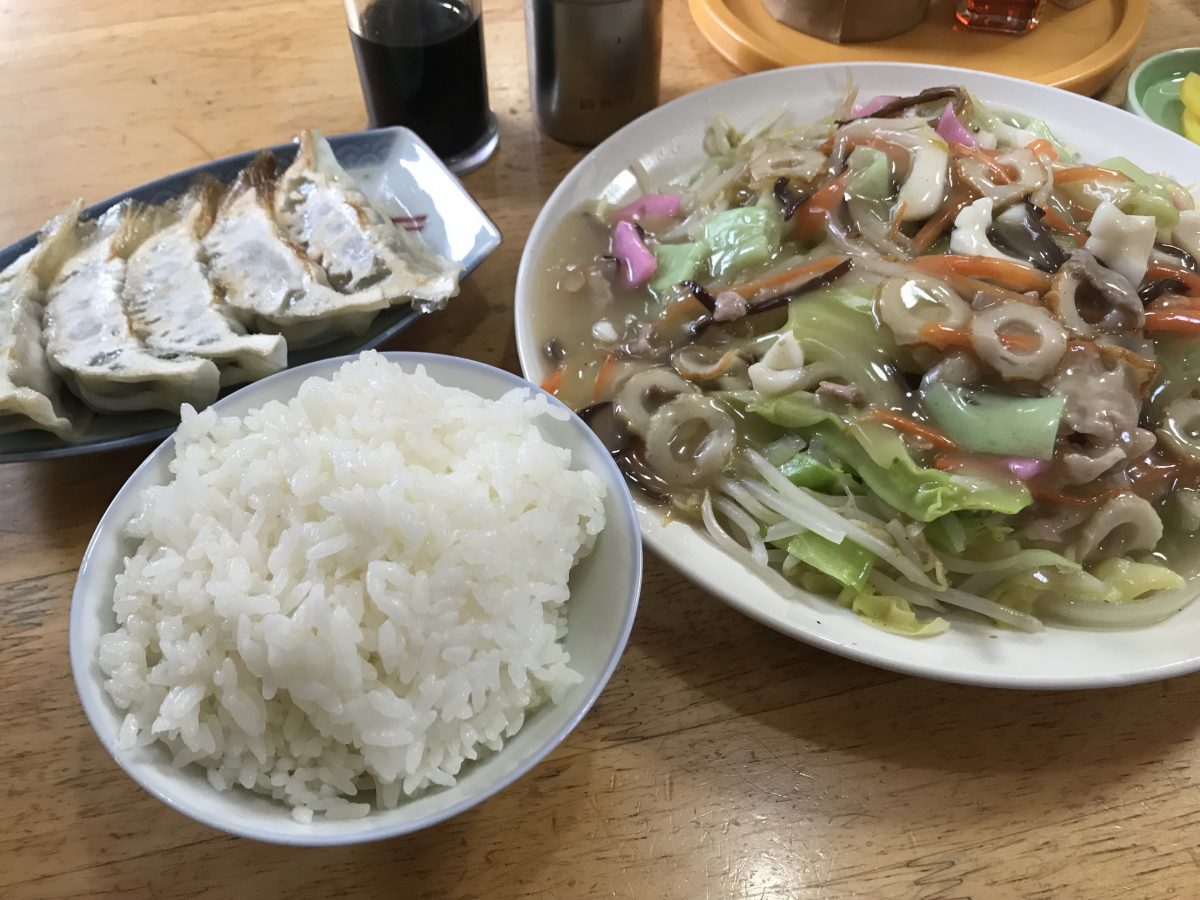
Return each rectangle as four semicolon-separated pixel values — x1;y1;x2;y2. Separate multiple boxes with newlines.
909;159;983;254
658;295;708;326
946;273;1038;306
867;409;962;452
911;205;960;253
855;135;912;172
908;254;1052;295
950;143;1014;183
918;322;1040;353
540;367;564;395
673;347;744;382
1025;139;1059;161
1052;166;1133;184
997;331;1041;352
1144;309;1200;334
1065;198;1096;223
592;354;618;402
1146;261;1200;297
887;201;908;241
918;322;974;352
1039;207;1089;243
1127;455;1197;500
932;454;999;476
792;171;851;241
1146;295;1200;313
724;255;850;299
911;192;977;253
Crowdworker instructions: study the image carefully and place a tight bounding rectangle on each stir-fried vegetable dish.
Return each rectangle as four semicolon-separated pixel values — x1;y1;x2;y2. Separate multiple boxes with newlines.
533;85;1200;636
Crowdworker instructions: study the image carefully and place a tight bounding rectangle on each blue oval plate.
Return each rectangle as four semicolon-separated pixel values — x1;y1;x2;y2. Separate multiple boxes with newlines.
0;127;501;462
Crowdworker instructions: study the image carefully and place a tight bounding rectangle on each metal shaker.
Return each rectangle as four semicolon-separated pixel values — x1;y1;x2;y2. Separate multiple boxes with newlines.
524;0;664;146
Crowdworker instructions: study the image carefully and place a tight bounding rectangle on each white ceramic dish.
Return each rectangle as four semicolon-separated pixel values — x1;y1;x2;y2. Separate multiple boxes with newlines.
514;62;1200;690
70;352;642;845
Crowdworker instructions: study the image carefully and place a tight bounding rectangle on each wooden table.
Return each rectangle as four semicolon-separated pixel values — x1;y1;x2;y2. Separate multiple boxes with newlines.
3;1;1200;896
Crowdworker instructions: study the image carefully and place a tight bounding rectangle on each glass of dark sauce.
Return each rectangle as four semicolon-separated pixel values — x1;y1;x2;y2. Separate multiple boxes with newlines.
344;0;499;173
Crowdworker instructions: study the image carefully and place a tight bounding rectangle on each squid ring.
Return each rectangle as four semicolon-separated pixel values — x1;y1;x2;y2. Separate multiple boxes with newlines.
643;395;737;487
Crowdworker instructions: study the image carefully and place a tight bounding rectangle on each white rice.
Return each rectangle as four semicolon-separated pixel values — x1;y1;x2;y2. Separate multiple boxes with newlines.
98;352;606;821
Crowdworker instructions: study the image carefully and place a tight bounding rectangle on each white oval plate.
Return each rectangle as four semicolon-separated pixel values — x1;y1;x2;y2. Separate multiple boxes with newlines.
70;352;642;844
515;62;1200;690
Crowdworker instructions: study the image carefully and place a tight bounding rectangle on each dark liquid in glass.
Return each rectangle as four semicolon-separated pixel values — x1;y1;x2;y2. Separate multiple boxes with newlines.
349;0;490;160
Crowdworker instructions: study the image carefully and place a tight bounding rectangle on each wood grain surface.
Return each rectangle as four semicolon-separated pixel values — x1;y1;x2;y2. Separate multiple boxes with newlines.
3;1;1200;897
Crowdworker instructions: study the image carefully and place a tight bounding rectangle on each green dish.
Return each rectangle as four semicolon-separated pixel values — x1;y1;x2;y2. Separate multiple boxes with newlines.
1126;47;1200;137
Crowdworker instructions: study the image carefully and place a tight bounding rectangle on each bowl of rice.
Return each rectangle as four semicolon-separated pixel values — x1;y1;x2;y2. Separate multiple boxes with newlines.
69;351;642;845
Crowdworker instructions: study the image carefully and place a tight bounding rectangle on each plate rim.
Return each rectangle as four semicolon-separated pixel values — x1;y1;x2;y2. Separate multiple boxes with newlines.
514;60;1200;690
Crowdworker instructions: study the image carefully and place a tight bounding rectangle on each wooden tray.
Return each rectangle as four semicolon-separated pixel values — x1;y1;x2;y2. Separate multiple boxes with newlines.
689;0;1149;95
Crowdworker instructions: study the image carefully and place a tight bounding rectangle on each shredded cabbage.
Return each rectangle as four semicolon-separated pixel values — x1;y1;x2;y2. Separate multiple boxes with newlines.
704;206;781;278
783;532;875;591
923;383;1066;460
968;96;1077;160
847;591;949;637
781;451;863;494
821;422;1032;522
650;242;707;298
747;392;835;429
785;286;904;409
1089;558;1186;601
847;146;892;200
1059;178;1179;234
